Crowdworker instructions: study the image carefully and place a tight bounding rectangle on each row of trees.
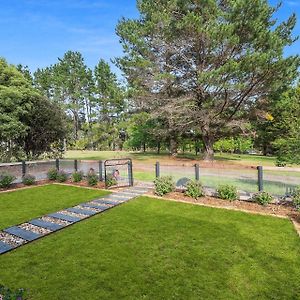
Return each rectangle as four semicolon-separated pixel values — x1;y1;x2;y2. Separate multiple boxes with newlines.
1;0;299;164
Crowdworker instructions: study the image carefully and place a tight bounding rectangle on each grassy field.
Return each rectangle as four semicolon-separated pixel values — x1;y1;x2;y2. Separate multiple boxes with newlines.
0;186;299;299
0;185;109;229
65;150;277;166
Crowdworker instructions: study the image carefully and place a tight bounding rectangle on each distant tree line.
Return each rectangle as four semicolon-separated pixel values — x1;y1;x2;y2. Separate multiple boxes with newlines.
1;0;300;165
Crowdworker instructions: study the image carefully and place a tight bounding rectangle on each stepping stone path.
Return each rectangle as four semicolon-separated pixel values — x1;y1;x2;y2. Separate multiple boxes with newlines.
0;186;148;255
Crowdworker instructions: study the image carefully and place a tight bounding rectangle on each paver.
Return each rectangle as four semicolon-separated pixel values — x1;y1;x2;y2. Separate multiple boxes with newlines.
47;213;81;223
67;207;97;216
0;241;14;254
4;226;41;241
29;219;63;231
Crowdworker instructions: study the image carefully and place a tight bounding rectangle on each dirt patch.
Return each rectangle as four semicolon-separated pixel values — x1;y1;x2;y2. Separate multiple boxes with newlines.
145;191;300;236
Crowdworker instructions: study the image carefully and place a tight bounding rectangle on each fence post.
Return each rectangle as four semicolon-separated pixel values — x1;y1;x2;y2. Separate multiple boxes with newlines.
99;161;103;181
22;161;26;177
155;162;160;178
74;160;78;172
257;166;263;192
195;164;200;181
128;160;134;186
56;159;60;171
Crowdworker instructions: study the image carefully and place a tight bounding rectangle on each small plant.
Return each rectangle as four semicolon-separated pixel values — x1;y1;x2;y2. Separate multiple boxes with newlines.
217;184;238;201
72;171;83;183
87;169;98;186
253;191;273;206
22;174;35;186
0;284;26;299
154;176;175;196
47;168;58;180
106;175;117;188
185;180;204;199
0;172;16;188
292;187;300;211
56;170;68;182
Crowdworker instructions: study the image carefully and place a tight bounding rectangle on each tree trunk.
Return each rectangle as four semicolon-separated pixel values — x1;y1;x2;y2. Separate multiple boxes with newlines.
170;137;178;156
143;143;146;152
202;134;214;161
157;141;161;154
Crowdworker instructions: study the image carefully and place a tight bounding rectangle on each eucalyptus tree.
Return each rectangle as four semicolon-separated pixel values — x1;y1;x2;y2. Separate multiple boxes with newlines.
116;0;299;160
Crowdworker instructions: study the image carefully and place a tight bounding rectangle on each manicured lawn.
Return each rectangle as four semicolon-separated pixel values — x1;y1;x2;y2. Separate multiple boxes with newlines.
0;184;109;230
65;150;278;166
0;192;299;299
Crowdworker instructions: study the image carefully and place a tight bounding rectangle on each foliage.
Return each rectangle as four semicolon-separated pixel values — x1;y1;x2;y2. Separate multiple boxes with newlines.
87;169;98;186
217;185;238;201
47;168;58;181
252;192;273;206
116;0;299;160
56;170;68;182
22;174;35;186
185;180;204;199
292;187;300;211
72;171;83;183
0;172;16;188
105;175;117;188
0;284;26;300
154;176;175;196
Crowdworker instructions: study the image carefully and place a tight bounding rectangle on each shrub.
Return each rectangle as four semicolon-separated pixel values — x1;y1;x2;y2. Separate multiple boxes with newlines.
47;168;58;180
253;191;273;205
87;169;98;186
154;176;175;196
72;171;83;183
0;284;26;299
106;175;117;188
292;187;300;211
217;185;238;201
0;173;16;188
56;170;68;182
185;180;204;199
22;174;35;186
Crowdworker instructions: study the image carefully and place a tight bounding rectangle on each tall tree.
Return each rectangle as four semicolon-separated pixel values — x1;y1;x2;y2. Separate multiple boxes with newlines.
116;0;299;160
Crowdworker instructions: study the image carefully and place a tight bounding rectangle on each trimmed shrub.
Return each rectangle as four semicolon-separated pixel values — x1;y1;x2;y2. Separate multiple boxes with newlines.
292;187;300;211
47;168;58;180
253;191;273;206
217;185;238;201
56;170;68;182
22;174;35;186
87;169;98;186
72;171;83;183
185;180;204;199
154;176;175;196
0;173;16;188
106;175;117;188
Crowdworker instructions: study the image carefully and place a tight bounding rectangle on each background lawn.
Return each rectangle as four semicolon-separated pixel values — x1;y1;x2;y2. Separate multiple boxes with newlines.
0;193;299;299
0;184;109;230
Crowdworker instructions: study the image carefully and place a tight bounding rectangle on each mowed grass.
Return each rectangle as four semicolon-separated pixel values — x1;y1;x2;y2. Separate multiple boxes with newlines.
0;192;299;299
65;150;278;166
0;184;109;229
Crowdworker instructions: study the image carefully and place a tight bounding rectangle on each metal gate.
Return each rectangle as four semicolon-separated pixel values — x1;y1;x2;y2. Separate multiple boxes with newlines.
104;158;133;189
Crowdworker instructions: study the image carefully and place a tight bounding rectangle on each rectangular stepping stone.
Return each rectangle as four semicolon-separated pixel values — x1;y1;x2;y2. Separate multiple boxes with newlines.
81;203;109;211
47;213;81;223
104;194;129;199
4;226;41;241
67;207;96;216
0;241;14;254
29;219;63;231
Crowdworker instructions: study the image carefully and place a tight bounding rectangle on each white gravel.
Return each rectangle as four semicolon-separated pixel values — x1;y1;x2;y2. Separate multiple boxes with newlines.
0;231;27;247
41;216;71;226
19;223;51;235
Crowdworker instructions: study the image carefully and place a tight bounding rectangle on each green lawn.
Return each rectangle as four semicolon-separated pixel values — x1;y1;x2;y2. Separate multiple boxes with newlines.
0;187;299;299
65;150;278;166
0;184;109;229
